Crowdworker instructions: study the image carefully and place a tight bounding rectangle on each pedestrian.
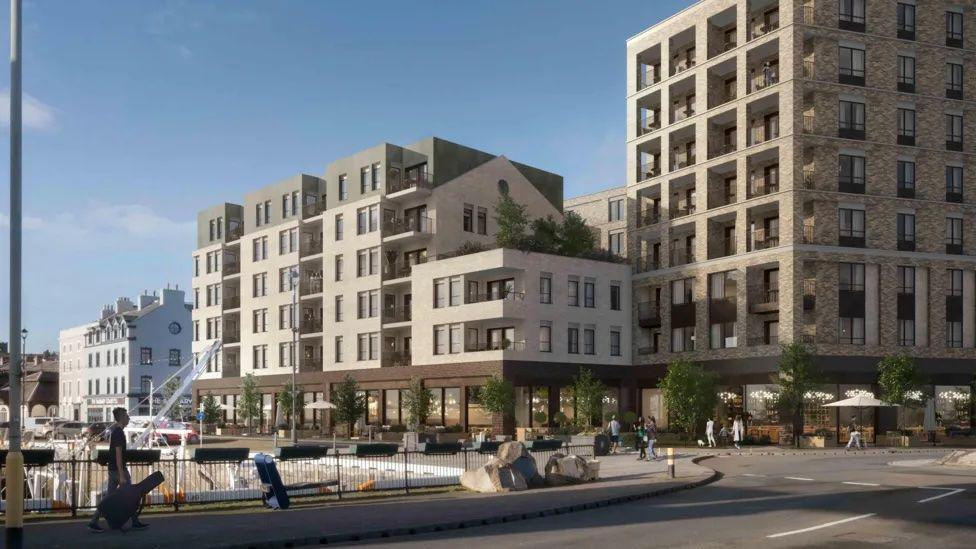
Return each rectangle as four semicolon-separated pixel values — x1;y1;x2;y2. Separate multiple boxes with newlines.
846;415;863;451
732;414;744;450
633;416;645;454
706;417;716;448
607;415;621;454
647;416;659;459
719;423;730;446
636;421;648;460
88;407;148;533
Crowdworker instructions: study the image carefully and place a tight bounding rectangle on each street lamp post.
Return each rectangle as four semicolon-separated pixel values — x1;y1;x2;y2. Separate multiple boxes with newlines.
290;267;300;445
6;1;25;547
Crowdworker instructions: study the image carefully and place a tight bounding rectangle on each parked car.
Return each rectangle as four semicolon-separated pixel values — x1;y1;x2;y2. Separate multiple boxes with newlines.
53;421;86;439
40;419;71;438
156;421;200;444
24;417;58;437
86;421;113;441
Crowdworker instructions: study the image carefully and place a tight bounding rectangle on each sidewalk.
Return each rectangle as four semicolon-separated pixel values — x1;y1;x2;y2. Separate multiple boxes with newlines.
18;454;715;549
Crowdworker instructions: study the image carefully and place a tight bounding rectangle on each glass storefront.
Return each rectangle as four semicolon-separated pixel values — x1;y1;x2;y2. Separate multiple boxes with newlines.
936;385;972;434
366;390;380;424
467;386;492;428
559;387;575;424
640;388;667;430
532;387;550;425
716;387;743;431
838;385;874;443
429;389;443;426
384;389;400;425
745;384;780;442
444;388;461;426
602;387;620;424
515;386;531;427
802;386;836;437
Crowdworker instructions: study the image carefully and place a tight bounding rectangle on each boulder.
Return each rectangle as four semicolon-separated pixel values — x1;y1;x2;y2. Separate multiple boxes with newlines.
938;450;976;468
460;457;529;493
544;453;600;486
511;455;544;487
496;441;530;465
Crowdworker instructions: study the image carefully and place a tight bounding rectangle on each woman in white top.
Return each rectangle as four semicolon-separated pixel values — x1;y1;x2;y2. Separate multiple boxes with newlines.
732;415;744;450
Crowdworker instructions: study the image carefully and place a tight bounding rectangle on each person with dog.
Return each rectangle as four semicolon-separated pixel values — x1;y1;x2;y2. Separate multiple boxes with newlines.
732;415;744;450
607;415;621;454
88;407;148;533
646;416;659;459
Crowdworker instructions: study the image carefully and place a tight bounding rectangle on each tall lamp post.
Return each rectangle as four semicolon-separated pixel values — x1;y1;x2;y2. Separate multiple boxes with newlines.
20;328;26;417
290;267;300;445
6;1;25;547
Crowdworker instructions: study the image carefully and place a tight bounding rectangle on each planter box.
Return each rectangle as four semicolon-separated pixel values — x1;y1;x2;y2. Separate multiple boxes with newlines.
799;435;836;449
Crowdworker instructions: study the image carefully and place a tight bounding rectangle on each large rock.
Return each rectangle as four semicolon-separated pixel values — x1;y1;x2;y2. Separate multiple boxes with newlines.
511;455;544;487
496;441;530;465
544;453;600;486
938;450;976;468
460;457;529;493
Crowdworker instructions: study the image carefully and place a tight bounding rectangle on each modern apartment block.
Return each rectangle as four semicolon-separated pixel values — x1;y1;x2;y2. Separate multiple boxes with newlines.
191;138;632;433
565;186;629;257
58;289;192;422
625;0;975;439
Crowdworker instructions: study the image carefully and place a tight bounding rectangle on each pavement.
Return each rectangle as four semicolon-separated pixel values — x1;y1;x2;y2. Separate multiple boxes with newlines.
11;451;713;548
370;449;976;548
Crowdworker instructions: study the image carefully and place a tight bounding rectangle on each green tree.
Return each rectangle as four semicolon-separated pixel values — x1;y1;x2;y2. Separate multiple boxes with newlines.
528;215;561;253
402;376;435;430
237;373;261;433
332;375;368;436
493;193;530;249
276;385;304;423
478;375;515;420
776;342;821;447
558;211;598;257
201;392;222;425
659;359;718;435
162;377;189;421
571;368;606;428
877;354;922;406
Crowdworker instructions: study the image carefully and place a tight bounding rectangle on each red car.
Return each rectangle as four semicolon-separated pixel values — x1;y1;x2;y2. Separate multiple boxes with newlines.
155;421;200;444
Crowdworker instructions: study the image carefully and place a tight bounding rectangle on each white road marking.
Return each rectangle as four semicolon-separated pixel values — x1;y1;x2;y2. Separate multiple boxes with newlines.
766;513;877;538
842;481;880;486
784;476;815;481
917;487;966;503
742;473;766;477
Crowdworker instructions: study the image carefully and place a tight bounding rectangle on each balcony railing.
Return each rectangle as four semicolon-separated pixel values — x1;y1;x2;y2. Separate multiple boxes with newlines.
638;118;661;136
749;179;779;198
465;291;524;305
638;300;661;327
300;277;324;296
382;351;412;368
672;58;695;75
670;248;696;266
302;201;323;218
223;331;240;344
751;230;780;251
747;336;779;347
388;171;434;194
636;346;658;356
301;357;323;372
227;223;244;242
633;256;660;274
715;235;736;258
803;5;815;24
802;114;815;134
802;225;816;244
638;65;661;91
638;162;661;182
382;258;426;281
384;216;433;236
750;20;779;40
223;262;240;276
464;340;526;352
223;295;240;310
639;209;661;226
300;236;323;257
803;168;816;189
669;202;695;219
382;308;412;323
671;154;695;171
300;318;323;333
803;279;817;310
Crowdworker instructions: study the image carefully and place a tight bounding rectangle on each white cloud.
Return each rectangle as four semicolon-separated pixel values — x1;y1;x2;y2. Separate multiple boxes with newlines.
0;89;57;131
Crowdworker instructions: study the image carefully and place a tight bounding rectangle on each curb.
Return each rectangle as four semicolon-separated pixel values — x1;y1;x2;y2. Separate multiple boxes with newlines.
702;448;954;457
214;456;722;549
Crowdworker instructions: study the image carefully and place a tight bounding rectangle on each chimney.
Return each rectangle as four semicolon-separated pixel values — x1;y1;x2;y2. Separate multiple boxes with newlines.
138;293;158;309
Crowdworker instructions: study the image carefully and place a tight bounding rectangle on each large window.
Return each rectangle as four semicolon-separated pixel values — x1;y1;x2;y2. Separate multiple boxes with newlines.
946;11;964;48
583;328;596;355
838;154;865;192
946;114;964;149
610;283;621;311
583;281;595;308
610;329;621;356
839;317;865;345
838;100;865;138
838;46;865;84
839;263;865;292
539;274;552;304
946;165;964;201
947;63;963;98
946;217;964;253
567;326;579;354
568;279;579;306
897;213;915;249
897;55;916;91
897;160;915;197
539;322;552;353
897;108;916;145
608;197;624;221
839;0;866;29
897;3;915;38
838;208;866;245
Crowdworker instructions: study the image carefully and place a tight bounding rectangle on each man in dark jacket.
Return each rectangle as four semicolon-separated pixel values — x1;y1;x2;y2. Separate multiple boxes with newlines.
88;407;148;532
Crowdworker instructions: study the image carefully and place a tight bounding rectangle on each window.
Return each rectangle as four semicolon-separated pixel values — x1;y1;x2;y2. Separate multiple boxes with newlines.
208;219;216;241
897;160;915;197
334;295;343;322
671;326;695;352
462;205;473;232
610;329;621;356
583;328;596;355
360;166;370;194
449;278;461;306
334;336;343;363
671;277;694;304
278;342;295;368
334;255;343;281
193;255;199;276
449;324;462;354
279;267;297;292
279;304;295;330
252;345;268;369
434;279;446;308
278;228;298;254
897;55;915;92
839;317;865;345
169;349;181;367
838;0;866;31
282;193;291;218
371;162;381;190
839;263;865;291
608;197;624;221
897;108;916;145
338;174;348;200
946;114;963;150
140;347;152;365
335;214;343;241
947;321;963;348
838;100;865;139
897;213;915;250
357;290;379;318
583;280;595;308
252;273;267;297
948;269;963;296
255;202;263;227
252;236;268;262
568;278;579;306
947;63;963;99
477;207;487;235
252;309;267;333
838;208;866;246
898;319;915;347
610;283;621;311
946;217;964;253
539;274;552;304
539;322;552;352
608;231;623;256
356;333;379;360
838;154;865;192
946;165;964;201
946;11;964;48
838;46;865;85
567;326;579;354
897;3;915;39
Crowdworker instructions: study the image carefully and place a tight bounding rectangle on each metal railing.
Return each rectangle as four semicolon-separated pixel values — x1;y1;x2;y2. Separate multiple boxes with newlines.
464;292;524;304
0;444;594;516
669;248;696;266
638;162;661;182
638;118;661;136
802;225;816;244
300;236;323;257
638;65;660;91
669;202;695;219
382;258;427;281
223;295;241;310
671;154;695;171
302;202;323;218
751;231;780;250
301;318;323;333
384;216;433;236
633;256;660;274
382;351;412;368
223;262;240;276
382;308;412;323
638;300;661;323
464;340;527;352
803;5;815;25
388;171;433;195
639;209;661;226
223;331;241;344
749;179;779;197
300;278;324;296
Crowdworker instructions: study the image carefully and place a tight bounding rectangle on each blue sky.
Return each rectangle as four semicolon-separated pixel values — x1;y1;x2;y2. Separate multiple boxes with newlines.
0;0;691;350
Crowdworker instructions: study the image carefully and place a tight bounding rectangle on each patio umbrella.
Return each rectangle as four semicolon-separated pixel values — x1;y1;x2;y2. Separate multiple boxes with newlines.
305;400;336;410
824;395;899;442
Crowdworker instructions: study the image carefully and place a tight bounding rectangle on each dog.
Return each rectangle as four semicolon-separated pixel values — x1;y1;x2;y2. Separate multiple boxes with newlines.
697;439;706;447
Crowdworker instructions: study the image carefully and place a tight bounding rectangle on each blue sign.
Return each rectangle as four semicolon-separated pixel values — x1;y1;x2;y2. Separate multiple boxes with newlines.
197;411;204;421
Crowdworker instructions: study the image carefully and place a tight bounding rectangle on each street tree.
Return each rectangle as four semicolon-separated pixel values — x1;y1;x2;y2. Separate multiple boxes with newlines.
877;354;923;406
571;368;606;428
161;377;189;421
201;392;222;426
776;342;821;447
276;385;304;424
402;376;435;430
478;375;515;422
659;359;717;436
237;373;261;433
332;374;368;436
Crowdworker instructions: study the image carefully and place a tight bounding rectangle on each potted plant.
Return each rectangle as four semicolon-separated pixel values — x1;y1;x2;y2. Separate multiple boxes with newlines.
799;428;836;448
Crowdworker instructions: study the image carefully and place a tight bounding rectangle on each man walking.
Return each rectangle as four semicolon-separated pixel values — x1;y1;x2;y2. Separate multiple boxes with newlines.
846;415;863;451
705;417;716;448
88;407;148;533
607;415;621;454
646;416;659;460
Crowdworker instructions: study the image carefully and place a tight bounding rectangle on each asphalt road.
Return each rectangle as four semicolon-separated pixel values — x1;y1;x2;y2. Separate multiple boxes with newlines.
351;451;975;548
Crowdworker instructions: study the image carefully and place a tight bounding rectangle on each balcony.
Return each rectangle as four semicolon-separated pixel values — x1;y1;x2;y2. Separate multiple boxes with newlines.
223;261;240;277
300;357;323;373
802;224;816;244
464;340;526;352
802;114;815;134
803;279;817;310
708;296;736;322
639;209;661;226
638;65;661;91
638;162;661;182
299;277;323;296
299;235;323;257
946;238;964;255
223;295;240;310
671;153;696;171
633;256;660;274
749;179;779;198
465;291;524;305
713;234;736;258
636;345;658;356
747;335;779;347
751;288;779;313
302;201;323;218
670;248;695;267
382;308;412;324
300;318;323;333
669;202;695;220
226;222;244;242
223;331;240;345
383;216;433;241
387;171;433;196
382;259;425;281
751;230;780;251
381;351;412;368
672;58;696;76
638;118;661;136
638;300;661;328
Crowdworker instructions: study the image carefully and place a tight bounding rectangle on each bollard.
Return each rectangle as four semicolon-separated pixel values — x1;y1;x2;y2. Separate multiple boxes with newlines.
667;447;675;478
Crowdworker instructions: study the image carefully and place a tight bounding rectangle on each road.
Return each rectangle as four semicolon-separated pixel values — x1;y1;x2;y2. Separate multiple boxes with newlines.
352;451;975;548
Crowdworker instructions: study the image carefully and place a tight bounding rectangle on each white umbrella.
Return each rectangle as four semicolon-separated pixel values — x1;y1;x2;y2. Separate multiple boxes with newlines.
823;395;898;408
305;400;336;410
